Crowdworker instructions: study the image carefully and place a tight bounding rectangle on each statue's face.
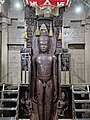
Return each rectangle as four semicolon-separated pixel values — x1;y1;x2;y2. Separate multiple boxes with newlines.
39;36;49;53
24;91;28;100
61;92;65;100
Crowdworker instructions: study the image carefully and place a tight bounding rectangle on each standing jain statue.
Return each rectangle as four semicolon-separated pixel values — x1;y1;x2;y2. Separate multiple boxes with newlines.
32;31;57;120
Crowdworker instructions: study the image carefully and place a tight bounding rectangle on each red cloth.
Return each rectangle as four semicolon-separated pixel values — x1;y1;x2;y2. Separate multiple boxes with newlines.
49;0;57;6
37;0;46;5
56;0;67;5
26;0;45;5
26;0;67;6
49;0;67;6
28;0;31;5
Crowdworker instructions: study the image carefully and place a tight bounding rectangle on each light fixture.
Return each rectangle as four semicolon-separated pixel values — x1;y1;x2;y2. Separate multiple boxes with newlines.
75;5;82;13
15;1;21;9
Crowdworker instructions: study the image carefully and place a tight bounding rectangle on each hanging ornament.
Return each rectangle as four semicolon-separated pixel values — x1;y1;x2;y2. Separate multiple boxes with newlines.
24;32;28;39
40;24;48;34
49;23;53;37
58;29;62;40
35;21;40;37
24;25;28;40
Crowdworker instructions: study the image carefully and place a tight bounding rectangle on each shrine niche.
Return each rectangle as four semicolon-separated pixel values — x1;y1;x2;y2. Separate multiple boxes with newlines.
19;85;32;119
21;23;72;120
24;0;70;49
18;0;72;120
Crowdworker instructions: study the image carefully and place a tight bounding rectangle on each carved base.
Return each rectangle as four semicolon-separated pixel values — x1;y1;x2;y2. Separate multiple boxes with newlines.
21;113;57;120
18;119;73;120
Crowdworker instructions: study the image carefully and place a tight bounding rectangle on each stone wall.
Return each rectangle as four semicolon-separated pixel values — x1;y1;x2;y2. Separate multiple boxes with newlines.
7;3;25;83
62;23;85;48
70;49;85;84
1;0;90;84
62;5;85;84
85;22;90;84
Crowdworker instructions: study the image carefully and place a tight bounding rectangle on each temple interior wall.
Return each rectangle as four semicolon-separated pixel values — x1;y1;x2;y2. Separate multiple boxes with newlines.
62;6;85;84
1;1;25;83
8;6;25;83
0;0;90;84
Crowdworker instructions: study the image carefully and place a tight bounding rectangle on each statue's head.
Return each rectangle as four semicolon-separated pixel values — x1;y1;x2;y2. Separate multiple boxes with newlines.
61;91;67;101
38;32;50;53
24;91;28;100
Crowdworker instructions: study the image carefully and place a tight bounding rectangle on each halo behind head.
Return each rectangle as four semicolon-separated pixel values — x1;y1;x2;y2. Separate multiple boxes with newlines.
38;32;50;43
40;24;48;34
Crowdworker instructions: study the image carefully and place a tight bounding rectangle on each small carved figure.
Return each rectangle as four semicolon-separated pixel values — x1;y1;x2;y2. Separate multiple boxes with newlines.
32;32;57;120
20;90;32;118
57;91;68;118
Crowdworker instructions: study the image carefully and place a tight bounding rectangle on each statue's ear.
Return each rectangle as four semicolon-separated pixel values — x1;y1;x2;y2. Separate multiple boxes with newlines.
54;49;56;55
31;49;33;55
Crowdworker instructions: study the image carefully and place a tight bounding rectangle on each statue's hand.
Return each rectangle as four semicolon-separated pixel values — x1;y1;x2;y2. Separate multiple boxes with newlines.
53;91;57;103
57;100;61;108
32;97;37;104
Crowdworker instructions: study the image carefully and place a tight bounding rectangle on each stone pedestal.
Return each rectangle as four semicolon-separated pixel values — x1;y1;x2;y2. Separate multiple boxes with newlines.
30;113;57;120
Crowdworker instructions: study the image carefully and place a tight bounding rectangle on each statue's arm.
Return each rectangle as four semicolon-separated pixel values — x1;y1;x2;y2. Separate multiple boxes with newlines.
20;99;27;113
28;100;32;115
32;56;36;99
53;55;57;102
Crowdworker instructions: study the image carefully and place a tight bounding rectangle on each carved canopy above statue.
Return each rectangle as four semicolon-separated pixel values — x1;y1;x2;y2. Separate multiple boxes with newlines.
24;0;71;16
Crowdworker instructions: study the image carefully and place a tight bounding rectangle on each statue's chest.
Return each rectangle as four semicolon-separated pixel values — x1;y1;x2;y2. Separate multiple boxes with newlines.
36;55;53;65
59;100;67;108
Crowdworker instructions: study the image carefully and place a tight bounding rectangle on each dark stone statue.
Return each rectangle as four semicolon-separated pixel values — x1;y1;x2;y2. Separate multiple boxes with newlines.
32;32;57;120
57;91;68;118
20;90;32;118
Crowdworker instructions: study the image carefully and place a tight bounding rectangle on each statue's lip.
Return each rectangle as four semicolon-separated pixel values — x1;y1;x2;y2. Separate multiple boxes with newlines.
37;17;52;21
41;49;47;51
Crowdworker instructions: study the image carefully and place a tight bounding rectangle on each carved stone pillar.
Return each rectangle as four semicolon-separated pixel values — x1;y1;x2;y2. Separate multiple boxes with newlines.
85;20;90;83
1;18;8;83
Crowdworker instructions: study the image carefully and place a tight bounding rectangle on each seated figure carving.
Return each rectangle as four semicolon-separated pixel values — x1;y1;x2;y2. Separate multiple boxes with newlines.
57;91;68;118
20;90;32;118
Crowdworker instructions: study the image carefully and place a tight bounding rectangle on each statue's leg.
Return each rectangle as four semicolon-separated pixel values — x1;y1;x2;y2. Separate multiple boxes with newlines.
45;80;53;120
37;79;43;120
